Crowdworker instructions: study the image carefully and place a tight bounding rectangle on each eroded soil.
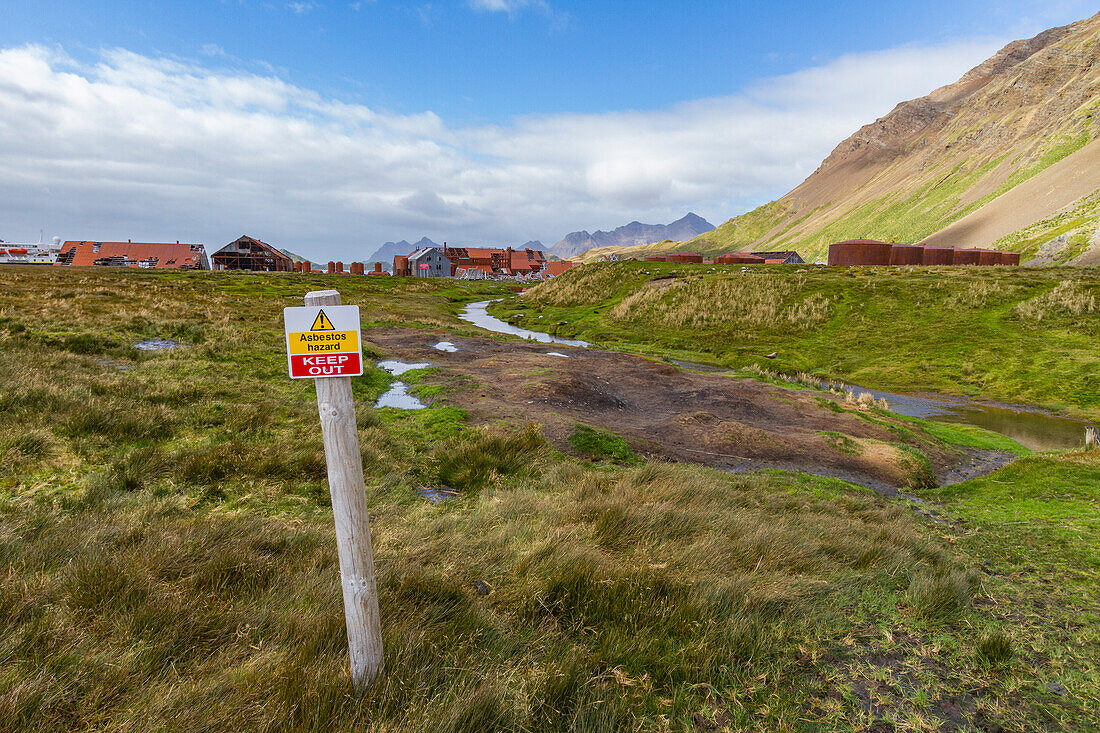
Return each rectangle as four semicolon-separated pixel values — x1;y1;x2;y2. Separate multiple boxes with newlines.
367;328;1013;492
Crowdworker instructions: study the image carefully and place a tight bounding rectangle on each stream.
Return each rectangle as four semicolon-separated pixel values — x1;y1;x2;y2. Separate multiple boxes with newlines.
463;302;1094;452
459;300;590;347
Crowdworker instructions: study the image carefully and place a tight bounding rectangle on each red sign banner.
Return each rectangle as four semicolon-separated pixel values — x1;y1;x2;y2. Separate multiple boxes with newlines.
289;353;362;378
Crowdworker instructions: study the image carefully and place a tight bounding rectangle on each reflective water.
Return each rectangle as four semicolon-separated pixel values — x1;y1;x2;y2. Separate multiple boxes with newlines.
433;341;458;353
376;360;430;409
842;384;1094;453
418;487;460;502
135;338;184;351
667;359;1091;452
459;300;590;347
546;352;570;358
377;360;431;376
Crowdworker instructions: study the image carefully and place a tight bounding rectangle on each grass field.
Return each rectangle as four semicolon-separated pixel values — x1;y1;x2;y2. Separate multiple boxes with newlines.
496;261;1100;420
1;266;1098;731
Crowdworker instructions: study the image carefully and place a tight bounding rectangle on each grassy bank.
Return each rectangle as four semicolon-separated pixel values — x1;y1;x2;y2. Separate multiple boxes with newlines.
1;266;1097;731
497;261;1100;420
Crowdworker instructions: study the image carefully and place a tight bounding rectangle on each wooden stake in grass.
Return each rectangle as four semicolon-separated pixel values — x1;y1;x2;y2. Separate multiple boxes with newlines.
304;289;383;688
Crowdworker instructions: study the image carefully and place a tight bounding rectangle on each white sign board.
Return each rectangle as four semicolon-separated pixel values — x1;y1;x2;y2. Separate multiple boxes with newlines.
284;304;364;379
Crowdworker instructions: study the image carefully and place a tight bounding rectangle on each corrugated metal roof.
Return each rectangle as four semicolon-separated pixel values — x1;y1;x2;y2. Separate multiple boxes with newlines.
59;241;206;269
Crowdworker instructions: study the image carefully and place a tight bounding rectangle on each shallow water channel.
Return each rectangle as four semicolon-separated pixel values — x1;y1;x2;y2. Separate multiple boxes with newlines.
459;300;589;347
375;360;430;410
465;304;1094;452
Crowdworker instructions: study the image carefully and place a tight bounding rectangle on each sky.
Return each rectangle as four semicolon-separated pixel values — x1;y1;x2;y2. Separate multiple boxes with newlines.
0;0;1095;261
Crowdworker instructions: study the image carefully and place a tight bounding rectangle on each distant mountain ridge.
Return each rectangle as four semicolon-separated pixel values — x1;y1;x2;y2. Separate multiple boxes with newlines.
552;213;713;258
365;237;440;270
582;12;1100;264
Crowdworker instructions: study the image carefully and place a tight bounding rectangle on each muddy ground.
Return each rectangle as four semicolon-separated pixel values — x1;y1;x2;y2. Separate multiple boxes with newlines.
367;328;1013;493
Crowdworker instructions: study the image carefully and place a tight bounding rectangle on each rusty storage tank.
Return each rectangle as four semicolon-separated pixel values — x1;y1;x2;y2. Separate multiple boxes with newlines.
645;255;669;262
1001;251;1021;266
921;246;954;265
889;244;924;265
828;239;893;266
393;255;408;276
350;262;364;275
326;261;336;274
716;253;766;264
666;252;704;263
953;249;982;265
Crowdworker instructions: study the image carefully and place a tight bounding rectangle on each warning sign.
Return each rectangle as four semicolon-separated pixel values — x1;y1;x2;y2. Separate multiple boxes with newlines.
284;304;364;379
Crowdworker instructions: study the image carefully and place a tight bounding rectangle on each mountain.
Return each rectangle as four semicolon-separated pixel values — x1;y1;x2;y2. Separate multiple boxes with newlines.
583;13;1100;264
365;237;440;270
553;213;713;258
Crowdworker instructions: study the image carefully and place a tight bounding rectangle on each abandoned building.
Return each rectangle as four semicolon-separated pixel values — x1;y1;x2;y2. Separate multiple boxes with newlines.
210;235;293;272
827;239;1019;266
390;247;452;277
751;251;805;264
56;241;208;269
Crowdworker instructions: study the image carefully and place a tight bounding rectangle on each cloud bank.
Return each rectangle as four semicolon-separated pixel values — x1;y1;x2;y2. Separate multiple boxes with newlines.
0;39;1002;259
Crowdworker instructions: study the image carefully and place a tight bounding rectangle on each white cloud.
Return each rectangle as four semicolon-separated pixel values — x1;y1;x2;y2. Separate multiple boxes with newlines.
288;2;318;15
468;0;540;14
0;39;1003;260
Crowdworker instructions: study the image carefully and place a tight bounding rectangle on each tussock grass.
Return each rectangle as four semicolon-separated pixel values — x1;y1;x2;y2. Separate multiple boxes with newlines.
609;274;830;330
0;460;965;732
1015;279;1098;320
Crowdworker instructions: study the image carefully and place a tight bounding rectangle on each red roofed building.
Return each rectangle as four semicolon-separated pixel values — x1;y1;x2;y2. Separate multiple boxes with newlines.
57;241;208;269
543;260;576;276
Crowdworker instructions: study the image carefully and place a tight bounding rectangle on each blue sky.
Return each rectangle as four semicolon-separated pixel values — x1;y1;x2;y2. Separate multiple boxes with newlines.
0;0;1095;259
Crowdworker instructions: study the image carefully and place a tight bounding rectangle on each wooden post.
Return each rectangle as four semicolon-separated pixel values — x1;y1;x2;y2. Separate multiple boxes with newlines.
1086;425;1099;450
305;289;383;688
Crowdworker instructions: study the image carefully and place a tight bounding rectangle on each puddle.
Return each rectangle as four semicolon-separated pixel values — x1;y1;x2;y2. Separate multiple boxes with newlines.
134;338;185;351
377;360;431;376
459;300;590;347
433;341;458;353
376;360;431;409
546;352;570;358
375;382;426;410
840;383;1093;453
661;358;1092;452
418;487;460;502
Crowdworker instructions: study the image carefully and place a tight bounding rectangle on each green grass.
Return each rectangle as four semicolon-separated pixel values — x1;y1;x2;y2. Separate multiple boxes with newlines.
567;425;639;464
502;261;1100;420
0;266;1098;731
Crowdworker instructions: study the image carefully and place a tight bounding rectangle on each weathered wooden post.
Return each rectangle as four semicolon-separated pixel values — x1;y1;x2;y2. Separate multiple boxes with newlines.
1086;425;1099;450
285;289;383;688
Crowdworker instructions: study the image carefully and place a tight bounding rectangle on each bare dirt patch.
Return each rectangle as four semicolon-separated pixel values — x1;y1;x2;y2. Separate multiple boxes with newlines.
367;328;1008;492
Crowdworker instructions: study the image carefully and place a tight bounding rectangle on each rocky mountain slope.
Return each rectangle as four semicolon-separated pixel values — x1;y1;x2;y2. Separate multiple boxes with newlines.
553;213;713;258
582;13;1100;264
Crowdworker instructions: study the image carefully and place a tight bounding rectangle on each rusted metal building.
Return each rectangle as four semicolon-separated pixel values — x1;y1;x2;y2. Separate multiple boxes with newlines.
889;244;924;265
828;239;894;266
56;240;208;269
211;236;292;272
921;246;954;265
666;252;704;263
999;251;1021;266
953;249;983;265
715;253;766;264
751;251;805;264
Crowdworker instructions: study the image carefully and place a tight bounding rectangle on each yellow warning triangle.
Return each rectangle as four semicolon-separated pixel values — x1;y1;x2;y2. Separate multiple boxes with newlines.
310;309;335;331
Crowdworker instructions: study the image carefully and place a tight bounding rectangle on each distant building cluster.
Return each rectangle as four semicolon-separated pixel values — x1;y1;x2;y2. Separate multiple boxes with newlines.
392;244;576;282
0;233;581;281
827;239;1020;266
